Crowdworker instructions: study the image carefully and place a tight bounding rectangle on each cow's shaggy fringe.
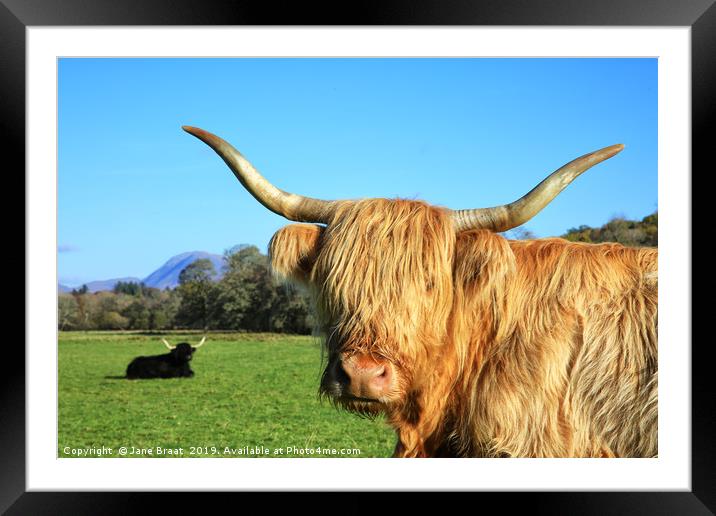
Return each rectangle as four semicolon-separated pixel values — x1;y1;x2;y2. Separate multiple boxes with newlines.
269;199;658;457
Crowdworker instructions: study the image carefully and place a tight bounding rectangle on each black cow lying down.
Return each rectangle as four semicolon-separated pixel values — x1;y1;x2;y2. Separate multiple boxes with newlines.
126;337;206;379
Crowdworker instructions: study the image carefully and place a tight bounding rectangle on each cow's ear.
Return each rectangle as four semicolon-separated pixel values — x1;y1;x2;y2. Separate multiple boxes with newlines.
269;224;324;284
454;229;515;297
453;229;516;337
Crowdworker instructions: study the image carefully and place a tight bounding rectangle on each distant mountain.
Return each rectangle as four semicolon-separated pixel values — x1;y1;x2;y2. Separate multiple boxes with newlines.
142;251;225;290
58;250;228;293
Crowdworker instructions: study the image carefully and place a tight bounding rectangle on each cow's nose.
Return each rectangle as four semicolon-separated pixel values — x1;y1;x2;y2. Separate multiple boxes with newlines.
340;353;392;400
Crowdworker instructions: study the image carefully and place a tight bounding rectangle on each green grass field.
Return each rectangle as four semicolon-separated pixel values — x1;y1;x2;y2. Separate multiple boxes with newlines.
58;332;395;458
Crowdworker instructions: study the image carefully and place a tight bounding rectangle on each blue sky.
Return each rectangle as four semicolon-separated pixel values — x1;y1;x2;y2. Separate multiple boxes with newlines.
58;58;657;286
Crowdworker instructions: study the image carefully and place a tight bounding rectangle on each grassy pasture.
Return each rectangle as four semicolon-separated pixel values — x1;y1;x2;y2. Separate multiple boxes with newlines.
58;332;395;458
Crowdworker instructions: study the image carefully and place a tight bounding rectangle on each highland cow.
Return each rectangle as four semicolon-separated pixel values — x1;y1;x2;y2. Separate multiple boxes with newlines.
184;125;657;458
126;337;206;379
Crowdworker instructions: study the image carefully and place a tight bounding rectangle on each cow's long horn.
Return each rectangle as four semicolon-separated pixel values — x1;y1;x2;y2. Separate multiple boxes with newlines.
195;336;206;348
450;144;625;233
161;338;175;350
183;126;337;224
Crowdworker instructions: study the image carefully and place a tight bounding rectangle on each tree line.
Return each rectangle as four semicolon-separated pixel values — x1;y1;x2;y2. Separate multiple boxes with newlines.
58;245;314;333
59;212;657;333
562;212;657;247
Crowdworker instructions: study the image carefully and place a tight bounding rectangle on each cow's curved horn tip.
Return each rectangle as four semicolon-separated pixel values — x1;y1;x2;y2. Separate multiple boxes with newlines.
182;125;201;135
608;143;625;155
183;126;216;141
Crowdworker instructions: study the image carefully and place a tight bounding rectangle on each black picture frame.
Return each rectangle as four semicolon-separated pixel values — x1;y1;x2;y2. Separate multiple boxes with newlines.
6;0;713;512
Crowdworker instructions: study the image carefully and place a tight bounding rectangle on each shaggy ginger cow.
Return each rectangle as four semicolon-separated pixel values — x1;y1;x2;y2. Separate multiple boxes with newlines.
184;126;657;458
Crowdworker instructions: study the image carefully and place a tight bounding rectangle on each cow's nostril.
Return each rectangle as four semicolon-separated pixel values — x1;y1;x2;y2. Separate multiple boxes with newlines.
370;365;391;388
335;361;351;385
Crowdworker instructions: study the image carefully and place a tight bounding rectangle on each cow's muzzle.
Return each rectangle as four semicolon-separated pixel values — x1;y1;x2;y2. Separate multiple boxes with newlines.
322;353;394;402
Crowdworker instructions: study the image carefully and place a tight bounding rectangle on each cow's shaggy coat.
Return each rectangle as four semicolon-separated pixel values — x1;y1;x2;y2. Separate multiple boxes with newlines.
270;199;658;458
